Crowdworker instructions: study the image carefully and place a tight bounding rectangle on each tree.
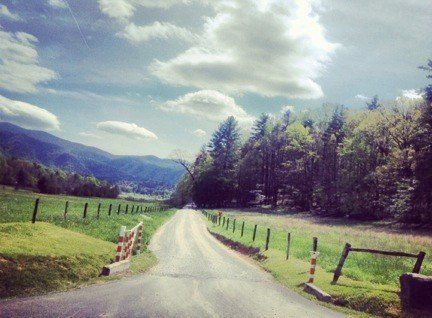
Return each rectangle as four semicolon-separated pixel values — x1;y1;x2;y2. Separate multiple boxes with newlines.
366;95;381;110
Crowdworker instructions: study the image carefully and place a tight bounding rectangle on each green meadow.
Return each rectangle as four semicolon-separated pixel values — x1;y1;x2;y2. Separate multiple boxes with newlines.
0;187;175;298
205;209;432;317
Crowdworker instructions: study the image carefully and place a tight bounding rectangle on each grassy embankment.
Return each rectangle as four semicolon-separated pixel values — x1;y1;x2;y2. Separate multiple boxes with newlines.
0;187;175;298
204;209;432;318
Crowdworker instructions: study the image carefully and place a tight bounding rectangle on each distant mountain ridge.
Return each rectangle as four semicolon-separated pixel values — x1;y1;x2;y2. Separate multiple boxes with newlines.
0;122;184;192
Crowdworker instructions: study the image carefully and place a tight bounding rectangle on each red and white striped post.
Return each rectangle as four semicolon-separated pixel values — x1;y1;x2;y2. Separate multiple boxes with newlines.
115;225;126;262
136;223;143;255
308;251;319;283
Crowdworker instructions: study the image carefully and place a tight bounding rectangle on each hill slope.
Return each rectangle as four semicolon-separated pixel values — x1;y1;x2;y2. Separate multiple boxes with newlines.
0;122;184;192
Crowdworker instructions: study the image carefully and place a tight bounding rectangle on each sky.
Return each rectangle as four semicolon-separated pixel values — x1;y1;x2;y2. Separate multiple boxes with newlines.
0;0;431;157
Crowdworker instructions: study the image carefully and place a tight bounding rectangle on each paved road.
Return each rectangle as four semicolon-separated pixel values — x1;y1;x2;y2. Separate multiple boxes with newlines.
1;209;346;318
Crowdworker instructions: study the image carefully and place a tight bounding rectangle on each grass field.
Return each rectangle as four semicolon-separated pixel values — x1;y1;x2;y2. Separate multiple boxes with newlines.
204;209;432;317
0;187;175;298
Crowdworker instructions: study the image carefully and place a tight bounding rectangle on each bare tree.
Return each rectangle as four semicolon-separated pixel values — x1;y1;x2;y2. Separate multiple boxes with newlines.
170;149;195;181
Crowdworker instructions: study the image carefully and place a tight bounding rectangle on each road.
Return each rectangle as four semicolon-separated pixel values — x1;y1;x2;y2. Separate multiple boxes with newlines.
1;209;346;318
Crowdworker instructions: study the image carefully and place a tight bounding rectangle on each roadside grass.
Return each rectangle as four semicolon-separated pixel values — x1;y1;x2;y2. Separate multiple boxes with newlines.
0;186;166;243
0;187;176;298
204;210;432;317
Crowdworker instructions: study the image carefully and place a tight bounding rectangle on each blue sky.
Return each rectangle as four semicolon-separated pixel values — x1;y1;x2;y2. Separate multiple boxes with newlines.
0;0;431;157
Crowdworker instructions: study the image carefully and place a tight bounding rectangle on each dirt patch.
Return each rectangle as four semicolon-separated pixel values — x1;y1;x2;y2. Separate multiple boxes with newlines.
209;230;267;261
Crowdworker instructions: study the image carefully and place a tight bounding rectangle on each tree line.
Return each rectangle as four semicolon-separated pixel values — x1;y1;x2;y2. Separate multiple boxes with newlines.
172;60;432;223
0;155;120;198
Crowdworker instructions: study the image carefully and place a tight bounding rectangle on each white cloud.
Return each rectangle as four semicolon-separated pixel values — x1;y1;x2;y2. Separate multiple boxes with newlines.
0;29;57;93
45;88;139;106
281;105;295;113
355;94;369;101
118;22;197;43
96;121;158;140
0;94;60;130
98;0;193;20
0;4;22;21
78;131;101;139
150;0;338;99
161;90;255;124
47;0;67;9
400;89;423;100
192;129;206;137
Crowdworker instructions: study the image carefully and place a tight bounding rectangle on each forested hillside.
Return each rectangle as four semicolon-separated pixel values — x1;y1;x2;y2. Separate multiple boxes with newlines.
0;123;184;194
173;61;432;223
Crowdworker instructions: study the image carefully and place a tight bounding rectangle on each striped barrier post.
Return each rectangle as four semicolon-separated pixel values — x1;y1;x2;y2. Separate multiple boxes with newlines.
308;251;319;283
136;223;143;255
115;225;126;262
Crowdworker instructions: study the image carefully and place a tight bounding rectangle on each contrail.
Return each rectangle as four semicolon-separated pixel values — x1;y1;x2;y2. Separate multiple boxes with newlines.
64;0;90;49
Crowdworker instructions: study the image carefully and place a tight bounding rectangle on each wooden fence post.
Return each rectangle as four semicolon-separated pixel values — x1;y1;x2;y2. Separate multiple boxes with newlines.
97;203;101;219
31;198;40;223
108;204;112;216
233;219;236;233
312;237;318;252
413;251;426;273
117;204;121;214
131;205;134;214
64;201;69;219
241;221;245;237
83;203;88;218
332;243;351;284
222;217;226;227
226;218;230;230
252;224;257;241
286;232;291;260
125;205;129;214
265;228;270;251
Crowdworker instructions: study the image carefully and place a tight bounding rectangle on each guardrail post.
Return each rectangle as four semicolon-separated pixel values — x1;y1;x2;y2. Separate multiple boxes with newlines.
32;198;40;223
332;243;351;284
308;251;319;283
413;251;426;273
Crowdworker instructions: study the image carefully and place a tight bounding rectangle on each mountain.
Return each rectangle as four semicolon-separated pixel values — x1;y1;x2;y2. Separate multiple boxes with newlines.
0;122;184;192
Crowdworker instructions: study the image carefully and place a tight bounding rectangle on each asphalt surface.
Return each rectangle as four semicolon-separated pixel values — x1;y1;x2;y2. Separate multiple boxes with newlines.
1;209;346;318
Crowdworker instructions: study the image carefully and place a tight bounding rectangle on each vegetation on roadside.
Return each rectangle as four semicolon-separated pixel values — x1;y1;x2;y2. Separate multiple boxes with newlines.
174;61;432;225
0;187;175;298
204;210;432;317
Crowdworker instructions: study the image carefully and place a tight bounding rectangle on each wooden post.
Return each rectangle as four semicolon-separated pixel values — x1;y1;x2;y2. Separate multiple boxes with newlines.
222;217;226;227
108;204;112;216
332;243;351;284
413;251;426;273
241;221;245;237
125;205;129;214
226;218;229;230
83;203;88;218
312;237;318;252
117;204;121;214
131;205;134;214
233;219;236;233
265;228;270;251
64;201;69;219
218;216;221;226
97;203;101;219
252;224;257;242
31;198;40;223
286;232;291;260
